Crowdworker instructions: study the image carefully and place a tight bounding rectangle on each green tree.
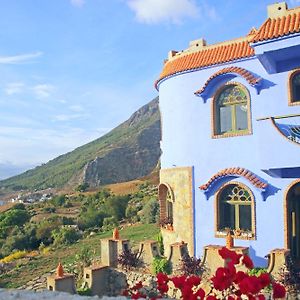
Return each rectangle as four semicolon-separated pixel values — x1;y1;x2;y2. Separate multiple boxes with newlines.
140;197;159;224
51;227;81;245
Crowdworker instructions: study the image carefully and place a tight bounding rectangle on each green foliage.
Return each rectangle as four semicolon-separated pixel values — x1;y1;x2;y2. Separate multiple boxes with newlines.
78;206;107;230
75;247;93;267
75;183;89;192
0;208;30;228
51;195;66;207
152;257;171;275
36;218;63;245
248;267;268;277
77;288;92;296
156;232;164;256
102;216;118;231
42;206;56;213
140;197;159;224
103;195;130;221
51;227;81;246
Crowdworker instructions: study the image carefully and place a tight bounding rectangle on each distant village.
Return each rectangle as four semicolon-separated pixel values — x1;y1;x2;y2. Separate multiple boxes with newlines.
9;189;53;204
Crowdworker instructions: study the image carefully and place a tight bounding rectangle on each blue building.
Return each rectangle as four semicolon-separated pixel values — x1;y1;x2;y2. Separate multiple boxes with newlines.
156;2;300;266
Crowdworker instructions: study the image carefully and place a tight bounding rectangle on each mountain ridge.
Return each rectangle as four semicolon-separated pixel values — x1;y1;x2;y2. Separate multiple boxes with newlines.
0;97;161;191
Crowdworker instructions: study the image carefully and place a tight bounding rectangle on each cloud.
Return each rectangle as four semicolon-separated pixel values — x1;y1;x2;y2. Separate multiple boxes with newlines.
69;104;84;112
127;0;199;24
70;0;85;7
53;113;88;122
0;51;43;64
32;84;54;99
4;82;25;95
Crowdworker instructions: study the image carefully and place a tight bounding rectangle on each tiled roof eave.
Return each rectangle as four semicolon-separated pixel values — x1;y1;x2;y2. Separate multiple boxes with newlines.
251;31;300;46
155;55;256;91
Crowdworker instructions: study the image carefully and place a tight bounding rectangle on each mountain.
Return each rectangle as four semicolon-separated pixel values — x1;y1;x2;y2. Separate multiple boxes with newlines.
0;163;35;180
0;97;161;191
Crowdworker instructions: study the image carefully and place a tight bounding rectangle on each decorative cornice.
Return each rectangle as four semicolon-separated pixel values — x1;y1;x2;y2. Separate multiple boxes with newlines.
194;67;262;97
199;167;268;191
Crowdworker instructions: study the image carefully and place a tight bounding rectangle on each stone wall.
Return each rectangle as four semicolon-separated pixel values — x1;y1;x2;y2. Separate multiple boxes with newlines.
160;167;194;257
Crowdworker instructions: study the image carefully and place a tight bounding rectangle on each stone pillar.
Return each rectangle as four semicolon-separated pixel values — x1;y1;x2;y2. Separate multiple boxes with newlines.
100;239;118;267
267;248;290;279
83;265;109;296
138;240;161;266
168;242;189;273
100;228;131;267
47;263;76;294
202;245;249;275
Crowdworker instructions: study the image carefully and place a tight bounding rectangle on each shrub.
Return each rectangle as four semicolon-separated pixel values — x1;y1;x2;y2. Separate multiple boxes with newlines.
140;197;159;224
51;227;81;245
51;195;66;207
75;183;89;192
156;232;164;256
152;257;171;275
42;206;56;213
77;287;92;296
118;249;141;271
180;255;203;276
0;250;27;263
102;216;118;231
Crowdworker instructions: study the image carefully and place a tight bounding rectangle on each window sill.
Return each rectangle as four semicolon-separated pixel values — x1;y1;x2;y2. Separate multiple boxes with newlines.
288;100;300;106
215;230;255;240
212;130;252;139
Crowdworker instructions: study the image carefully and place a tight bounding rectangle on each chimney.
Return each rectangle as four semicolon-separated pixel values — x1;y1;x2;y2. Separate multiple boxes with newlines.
267;2;288;18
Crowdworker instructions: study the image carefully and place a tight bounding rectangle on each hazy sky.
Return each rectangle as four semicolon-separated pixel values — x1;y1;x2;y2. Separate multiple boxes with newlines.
0;0;299;173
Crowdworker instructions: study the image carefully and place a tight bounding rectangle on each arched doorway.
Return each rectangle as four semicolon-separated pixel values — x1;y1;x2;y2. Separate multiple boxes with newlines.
287;181;300;260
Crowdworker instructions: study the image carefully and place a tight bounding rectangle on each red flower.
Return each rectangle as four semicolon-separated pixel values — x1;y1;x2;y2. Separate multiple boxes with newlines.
219;247;243;265
234;271;248;284
156;272;169;284
211;267;233;290
132;281;143;290
239;276;262;295
258;273;271;288
242;255;254;269
272;282;286;299
206;296;217;300
256;294;266;300
186;275;201;286
194;288;205;300
157;283;169;294
171;275;186;289
227;296;235;300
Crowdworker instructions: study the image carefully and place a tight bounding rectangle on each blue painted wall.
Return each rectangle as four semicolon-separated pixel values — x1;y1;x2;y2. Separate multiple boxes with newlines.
158;43;300;266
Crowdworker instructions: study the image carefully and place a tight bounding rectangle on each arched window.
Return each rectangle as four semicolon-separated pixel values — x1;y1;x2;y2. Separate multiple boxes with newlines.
213;84;251;136
289;70;300;105
217;183;254;235
158;183;174;227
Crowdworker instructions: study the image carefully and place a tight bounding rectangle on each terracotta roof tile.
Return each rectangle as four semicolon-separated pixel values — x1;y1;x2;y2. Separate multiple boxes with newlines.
199;167;268;191
194;67;261;95
252;11;300;43
155;40;254;89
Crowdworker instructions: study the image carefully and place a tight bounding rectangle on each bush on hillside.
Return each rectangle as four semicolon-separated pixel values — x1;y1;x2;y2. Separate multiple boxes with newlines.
140;197;159;224
51;227;81;245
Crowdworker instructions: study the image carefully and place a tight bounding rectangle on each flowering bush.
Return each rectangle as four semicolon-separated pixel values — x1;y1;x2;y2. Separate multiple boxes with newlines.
122;246;286;299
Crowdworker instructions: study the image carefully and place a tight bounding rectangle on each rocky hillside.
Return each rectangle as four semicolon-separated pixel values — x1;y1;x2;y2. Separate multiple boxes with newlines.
0;97;161;191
